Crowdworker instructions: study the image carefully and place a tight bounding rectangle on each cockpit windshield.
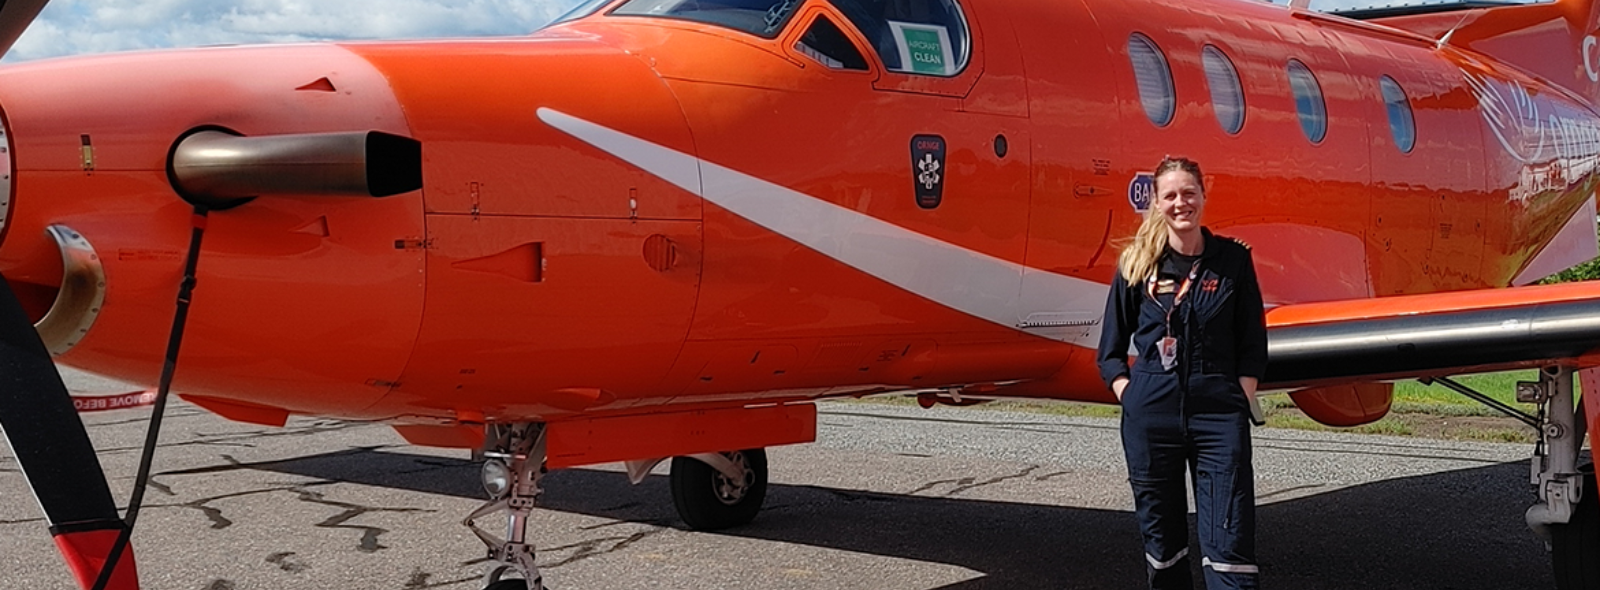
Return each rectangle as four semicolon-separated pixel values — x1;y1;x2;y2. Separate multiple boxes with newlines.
604;0;970;76
610;0;804;38
547;0;619;27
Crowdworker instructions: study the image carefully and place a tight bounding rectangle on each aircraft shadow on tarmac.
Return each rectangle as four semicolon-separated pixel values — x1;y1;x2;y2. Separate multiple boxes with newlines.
227;447;1553;590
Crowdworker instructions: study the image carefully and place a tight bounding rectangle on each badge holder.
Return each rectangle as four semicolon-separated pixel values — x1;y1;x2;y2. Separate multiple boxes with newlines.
1158;336;1178;371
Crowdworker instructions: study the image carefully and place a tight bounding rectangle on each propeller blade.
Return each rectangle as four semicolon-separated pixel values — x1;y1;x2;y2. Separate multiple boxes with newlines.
0;273;138;589
0;0;46;58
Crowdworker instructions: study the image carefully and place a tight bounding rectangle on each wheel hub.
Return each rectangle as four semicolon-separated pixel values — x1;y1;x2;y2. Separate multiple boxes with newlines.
712;452;754;505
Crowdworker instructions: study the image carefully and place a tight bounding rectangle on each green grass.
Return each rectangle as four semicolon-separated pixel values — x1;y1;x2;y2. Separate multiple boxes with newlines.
844;369;1558;442
1267;412;1415;436
1389;370;1542;416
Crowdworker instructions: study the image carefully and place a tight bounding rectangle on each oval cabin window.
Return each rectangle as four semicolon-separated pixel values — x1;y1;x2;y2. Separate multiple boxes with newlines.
1286;59;1327;143
1128;33;1176;127
1379;75;1416;153
1202;45;1245;135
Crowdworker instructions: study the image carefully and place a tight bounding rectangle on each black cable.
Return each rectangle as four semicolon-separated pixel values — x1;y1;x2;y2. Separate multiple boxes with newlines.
91;204;209;590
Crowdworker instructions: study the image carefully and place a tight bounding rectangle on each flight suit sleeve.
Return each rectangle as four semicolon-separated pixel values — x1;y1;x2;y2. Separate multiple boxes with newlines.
1233;248;1269;380
1097;271;1137;388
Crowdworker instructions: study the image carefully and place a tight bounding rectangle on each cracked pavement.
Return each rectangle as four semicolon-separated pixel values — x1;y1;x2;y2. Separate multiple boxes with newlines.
0;369;1559;589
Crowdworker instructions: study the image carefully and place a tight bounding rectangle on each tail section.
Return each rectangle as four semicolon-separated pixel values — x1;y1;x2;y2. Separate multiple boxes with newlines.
1360;0;1600;102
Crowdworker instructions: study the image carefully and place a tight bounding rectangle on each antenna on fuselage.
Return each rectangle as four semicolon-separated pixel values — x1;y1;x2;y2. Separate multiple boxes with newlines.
1436;11;1474;49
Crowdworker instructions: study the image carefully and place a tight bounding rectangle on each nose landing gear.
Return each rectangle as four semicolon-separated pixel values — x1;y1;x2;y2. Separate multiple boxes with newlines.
461;419;774;589
464;423;548;590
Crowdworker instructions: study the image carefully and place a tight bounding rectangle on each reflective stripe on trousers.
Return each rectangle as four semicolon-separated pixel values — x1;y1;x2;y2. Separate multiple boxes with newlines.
1147;548;1189;570
1203;557;1260;575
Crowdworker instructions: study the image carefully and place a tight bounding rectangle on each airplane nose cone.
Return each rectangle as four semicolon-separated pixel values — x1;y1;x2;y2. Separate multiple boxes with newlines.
0;99;63;325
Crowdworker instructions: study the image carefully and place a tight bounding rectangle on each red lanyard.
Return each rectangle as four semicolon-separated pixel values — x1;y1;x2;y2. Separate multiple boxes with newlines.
1147;260;1202;335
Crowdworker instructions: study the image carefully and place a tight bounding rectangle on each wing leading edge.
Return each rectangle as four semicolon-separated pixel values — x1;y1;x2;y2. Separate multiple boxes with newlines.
1264;280;1600;389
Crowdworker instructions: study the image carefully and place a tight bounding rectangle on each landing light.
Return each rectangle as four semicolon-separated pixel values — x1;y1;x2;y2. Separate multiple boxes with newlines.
482;458;512;499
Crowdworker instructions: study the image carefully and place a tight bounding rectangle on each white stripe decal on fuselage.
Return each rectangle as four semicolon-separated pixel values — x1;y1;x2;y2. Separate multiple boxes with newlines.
537;108;1107;348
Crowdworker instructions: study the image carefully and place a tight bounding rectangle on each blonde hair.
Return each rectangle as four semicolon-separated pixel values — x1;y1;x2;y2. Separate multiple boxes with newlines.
1117;157;1205;283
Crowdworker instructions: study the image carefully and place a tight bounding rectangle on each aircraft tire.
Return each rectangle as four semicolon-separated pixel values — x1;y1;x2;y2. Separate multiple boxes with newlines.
483;579;530;590
1552;465;1600;590
670;448;768;531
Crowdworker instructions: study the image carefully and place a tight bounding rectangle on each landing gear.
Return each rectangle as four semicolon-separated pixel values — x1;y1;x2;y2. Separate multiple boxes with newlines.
671;448;768;531
1552;465;1599;590
464;423;548;590
1515;367;1596;590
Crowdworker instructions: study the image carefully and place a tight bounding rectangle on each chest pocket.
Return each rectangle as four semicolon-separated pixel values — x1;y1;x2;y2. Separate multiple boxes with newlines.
1187;268;1234;326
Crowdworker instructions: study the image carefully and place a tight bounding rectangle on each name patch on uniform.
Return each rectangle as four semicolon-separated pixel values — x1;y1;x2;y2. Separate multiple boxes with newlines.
911;134;946;209
1128;172;1154;212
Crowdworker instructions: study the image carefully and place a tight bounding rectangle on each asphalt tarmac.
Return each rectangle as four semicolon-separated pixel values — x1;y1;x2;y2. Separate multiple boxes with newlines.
0;369;1557;589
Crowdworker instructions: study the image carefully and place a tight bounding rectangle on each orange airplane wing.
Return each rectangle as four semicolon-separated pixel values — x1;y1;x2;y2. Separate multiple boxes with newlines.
1264;280;1600;390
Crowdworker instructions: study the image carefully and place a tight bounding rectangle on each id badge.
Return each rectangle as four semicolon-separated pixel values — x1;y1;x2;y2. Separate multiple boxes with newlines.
1158;337;1178;371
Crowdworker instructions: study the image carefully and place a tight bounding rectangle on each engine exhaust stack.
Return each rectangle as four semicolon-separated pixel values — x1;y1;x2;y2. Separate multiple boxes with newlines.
168;130;422;206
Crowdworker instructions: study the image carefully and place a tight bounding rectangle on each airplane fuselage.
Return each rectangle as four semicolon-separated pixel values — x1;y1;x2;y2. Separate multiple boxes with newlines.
0;0;1594;428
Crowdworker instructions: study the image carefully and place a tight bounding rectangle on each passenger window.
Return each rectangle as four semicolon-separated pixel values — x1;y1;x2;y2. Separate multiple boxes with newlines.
1287;59;1327;143
1202;45;1245;135
796;15;869;70
1379;75;1415;153
611;0;804;39
1128;33;1175;127
828;0;970;76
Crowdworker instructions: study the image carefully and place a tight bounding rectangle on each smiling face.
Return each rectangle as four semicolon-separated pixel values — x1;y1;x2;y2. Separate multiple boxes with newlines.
1154;168;1205;235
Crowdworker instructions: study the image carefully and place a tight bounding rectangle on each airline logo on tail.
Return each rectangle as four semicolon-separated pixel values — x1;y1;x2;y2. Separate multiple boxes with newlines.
1463;67;1600;203
1584;33;1597;82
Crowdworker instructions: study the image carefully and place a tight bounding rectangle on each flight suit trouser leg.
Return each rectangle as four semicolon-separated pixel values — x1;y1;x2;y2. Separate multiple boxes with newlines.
1189;411;1258;590
1122;373;1194;590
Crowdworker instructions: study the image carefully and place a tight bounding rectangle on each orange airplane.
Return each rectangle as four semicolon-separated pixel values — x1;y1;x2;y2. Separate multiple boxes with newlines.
3;0;1600;587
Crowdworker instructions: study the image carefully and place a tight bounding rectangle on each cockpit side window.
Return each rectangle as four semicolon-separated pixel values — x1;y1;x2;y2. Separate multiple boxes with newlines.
610;0;805;39
827;0;970;76
796;15;870;70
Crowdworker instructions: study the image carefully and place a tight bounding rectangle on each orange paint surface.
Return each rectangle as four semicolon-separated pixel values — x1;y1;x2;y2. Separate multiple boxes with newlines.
0;0;1590;442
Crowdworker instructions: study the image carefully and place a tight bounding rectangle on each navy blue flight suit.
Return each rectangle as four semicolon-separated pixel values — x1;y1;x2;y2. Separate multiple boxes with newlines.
1097;229;1269;590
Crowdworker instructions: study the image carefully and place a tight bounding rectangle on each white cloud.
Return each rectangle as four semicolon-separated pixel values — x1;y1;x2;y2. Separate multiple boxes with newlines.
8;0;583;62
7;0;1552;62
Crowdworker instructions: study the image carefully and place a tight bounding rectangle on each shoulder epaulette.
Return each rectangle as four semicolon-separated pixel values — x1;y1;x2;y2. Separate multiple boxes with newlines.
1215;234;1251;250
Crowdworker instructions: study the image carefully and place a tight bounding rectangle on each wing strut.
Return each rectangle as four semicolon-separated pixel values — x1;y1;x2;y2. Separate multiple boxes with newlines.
1418;375;1542;429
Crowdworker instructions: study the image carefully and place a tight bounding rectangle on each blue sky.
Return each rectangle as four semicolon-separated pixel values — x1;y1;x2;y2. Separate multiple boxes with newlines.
5;0;1465;62
9;0;584;61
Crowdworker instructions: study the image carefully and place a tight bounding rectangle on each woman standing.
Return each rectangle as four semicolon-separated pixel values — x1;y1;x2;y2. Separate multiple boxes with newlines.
1096;157;1268;590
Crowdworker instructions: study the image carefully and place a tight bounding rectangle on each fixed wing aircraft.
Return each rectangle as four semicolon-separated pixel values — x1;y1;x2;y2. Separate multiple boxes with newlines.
5;0;1600;587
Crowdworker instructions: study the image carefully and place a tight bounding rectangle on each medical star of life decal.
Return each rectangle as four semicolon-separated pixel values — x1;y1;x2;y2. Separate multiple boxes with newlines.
910;134;946;209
